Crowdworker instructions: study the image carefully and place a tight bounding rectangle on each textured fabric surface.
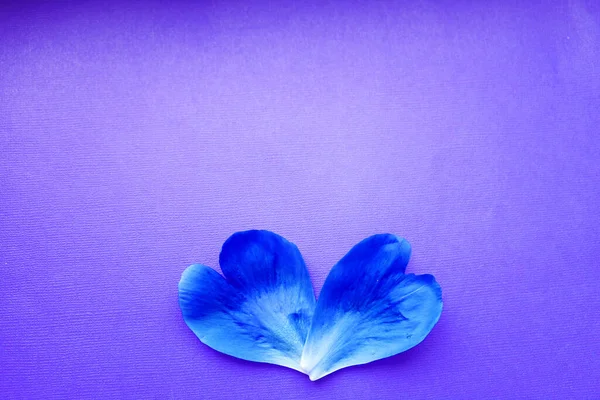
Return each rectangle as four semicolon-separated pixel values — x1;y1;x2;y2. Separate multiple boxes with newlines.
1;1;599;399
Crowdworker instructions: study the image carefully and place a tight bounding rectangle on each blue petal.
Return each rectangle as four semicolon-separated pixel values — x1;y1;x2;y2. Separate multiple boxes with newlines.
300;234;442;380
179;230;316;372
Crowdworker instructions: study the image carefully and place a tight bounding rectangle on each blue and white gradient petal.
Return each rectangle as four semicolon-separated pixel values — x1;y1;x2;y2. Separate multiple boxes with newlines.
300;234;443;380
178;230;316;372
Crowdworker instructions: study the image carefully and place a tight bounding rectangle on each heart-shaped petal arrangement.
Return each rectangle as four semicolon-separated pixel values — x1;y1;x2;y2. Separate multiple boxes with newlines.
178;230;442;381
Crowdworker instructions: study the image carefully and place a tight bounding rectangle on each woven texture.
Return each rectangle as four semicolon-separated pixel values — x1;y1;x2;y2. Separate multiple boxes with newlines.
1;1;599;398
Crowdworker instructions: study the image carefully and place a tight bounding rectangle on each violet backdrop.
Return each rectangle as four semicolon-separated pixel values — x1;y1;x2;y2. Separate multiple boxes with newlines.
1;1;599;399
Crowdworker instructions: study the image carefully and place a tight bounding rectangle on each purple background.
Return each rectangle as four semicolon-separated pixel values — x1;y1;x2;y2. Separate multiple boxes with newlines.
1;1;599;399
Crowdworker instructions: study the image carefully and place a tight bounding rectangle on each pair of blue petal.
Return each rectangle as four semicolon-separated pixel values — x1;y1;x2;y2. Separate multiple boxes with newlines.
178;230;442;381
